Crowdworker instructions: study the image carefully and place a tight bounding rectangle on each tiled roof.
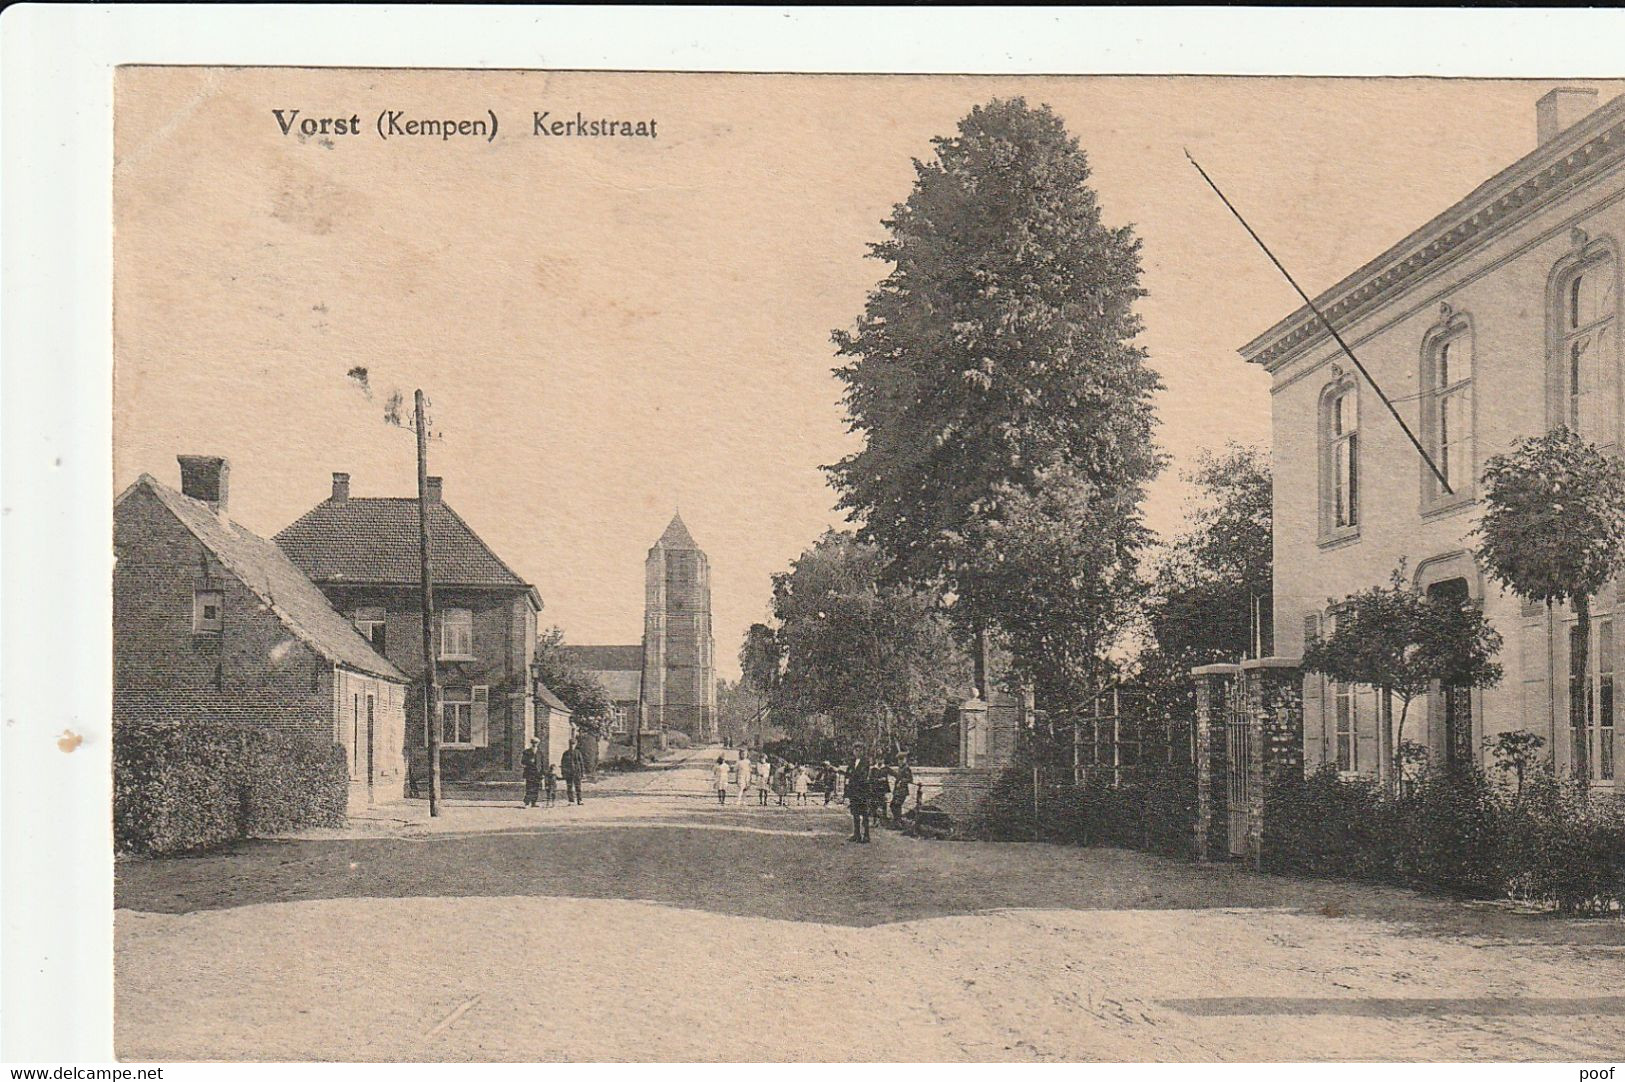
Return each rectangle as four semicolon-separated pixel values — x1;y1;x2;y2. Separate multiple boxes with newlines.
119;476;406;682
275;497;532;590
560;644;644;672
655;512;699;550
535;681;573;714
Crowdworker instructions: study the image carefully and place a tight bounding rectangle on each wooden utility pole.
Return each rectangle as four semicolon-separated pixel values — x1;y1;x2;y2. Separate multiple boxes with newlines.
415;390;441;816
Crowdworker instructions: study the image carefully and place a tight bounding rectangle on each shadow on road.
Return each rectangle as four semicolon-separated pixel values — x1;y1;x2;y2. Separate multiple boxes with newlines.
112;801;1625;947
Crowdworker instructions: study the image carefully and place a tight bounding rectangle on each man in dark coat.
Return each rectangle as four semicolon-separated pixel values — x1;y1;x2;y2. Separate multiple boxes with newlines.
521;738;542;808
846;746;871;843
560;739;585;805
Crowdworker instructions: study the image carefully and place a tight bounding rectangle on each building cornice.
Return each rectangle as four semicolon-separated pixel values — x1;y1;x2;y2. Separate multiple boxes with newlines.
1241;95;1625;373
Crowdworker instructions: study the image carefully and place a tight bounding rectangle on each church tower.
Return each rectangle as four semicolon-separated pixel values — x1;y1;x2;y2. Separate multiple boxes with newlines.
642;513;717;741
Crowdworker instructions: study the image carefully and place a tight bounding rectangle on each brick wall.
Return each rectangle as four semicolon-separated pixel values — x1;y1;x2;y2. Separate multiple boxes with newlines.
113;486;331;739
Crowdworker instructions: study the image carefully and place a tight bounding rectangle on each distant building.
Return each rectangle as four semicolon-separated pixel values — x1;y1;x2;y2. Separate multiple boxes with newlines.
275;472;542;782
557;644;644;745
114;457;409;807
563;513;718;744
1242;88;1623;791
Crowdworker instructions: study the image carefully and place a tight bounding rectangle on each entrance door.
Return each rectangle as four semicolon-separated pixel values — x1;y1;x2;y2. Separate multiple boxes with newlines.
1427;578;1474;772
366;694;376;802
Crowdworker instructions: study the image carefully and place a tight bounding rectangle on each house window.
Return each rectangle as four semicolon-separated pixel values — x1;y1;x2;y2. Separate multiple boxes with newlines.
353;606;386;654
1425;330;1474;499
193;589;223;633
440;608;474;659
608;705;629;735
1560;260;1618;443
1569;614;1616;782
1321;383;1360;537
1333;682;1359;773
434;685;489;748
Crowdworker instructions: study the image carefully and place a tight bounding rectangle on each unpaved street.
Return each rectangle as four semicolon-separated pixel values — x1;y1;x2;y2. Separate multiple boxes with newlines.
116;746;1625;1062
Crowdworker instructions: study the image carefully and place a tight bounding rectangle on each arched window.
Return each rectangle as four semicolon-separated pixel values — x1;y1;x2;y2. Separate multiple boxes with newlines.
1320;381;1360;538
1422;321;1474;502
1553;249;1619;445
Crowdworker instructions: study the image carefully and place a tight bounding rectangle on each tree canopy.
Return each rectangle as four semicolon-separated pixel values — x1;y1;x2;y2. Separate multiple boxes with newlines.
764;530;971;750
826;97;1161;701
532;626;613;733
1302;565;1503;784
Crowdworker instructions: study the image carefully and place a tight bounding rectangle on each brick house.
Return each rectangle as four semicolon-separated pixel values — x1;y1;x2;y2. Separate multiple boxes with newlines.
274;472;543;782
114;457;410;807
1241;88;1624;794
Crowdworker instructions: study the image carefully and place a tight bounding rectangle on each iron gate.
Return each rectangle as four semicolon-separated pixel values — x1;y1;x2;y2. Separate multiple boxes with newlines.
1225;683;1251;859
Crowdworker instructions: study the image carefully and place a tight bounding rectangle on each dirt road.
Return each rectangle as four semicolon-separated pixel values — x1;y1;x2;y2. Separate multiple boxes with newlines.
115;745;1625;1061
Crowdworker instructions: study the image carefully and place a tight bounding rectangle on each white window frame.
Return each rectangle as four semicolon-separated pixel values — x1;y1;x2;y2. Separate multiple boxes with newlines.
1562;260;1619;444
1566;608;1616;784
433;684;489;748
193;589;223;633
1319;381;1360;543
439;607;475;660
1422;324;1475;506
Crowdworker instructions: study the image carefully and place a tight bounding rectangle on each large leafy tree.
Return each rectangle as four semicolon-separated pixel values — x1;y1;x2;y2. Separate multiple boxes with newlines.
827;97;1161;700
1135;443;1273;724
1146;443;1273;667
533;626;613;734
767;531;971;750
1303;566;1503;791
1476;427;1625;778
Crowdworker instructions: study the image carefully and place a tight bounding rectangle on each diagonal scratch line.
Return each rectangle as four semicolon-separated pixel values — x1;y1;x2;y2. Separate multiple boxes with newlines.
425;993;481;1040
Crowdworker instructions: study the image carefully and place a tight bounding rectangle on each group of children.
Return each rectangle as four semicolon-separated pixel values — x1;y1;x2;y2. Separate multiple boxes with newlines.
711;752;822;807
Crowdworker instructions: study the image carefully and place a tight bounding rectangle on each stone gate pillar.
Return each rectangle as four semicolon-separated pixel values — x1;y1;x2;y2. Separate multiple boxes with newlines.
1241;657;1303;870
958;694;990;769
1190;664;1241;862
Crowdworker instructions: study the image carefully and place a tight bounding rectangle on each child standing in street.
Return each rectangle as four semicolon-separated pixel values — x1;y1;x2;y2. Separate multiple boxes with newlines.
712;755;731;806
543;762;558;808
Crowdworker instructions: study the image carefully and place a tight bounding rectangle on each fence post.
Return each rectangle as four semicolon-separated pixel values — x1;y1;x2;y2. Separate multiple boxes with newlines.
1190;664;1242;862
1240;657;1304;870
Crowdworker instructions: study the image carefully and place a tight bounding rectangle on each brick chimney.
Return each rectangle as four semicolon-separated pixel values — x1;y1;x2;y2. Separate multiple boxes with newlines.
331;472;350;502
1537;87;1599;146
426;476;443;504
176;455;229;517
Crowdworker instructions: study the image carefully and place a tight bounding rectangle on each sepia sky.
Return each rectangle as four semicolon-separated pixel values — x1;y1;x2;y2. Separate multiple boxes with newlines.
113;70;1625;678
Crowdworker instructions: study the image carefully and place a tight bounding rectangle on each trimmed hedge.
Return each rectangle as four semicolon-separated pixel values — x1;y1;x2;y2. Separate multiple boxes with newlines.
1265;763;1625;914
114;723;348;855
985;759;1198;859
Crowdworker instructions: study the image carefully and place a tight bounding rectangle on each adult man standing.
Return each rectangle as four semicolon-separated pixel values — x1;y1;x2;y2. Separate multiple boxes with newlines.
560;738;585;806
846;746;871;843
521;737;542;809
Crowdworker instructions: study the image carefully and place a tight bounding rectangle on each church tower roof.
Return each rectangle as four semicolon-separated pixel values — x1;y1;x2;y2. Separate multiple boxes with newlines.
655;511;699;550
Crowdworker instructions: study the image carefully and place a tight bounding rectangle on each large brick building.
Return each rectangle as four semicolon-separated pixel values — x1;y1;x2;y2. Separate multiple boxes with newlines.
1242;87;1623;793
564;514;718;744
114;457;410;807
275;472;545;782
